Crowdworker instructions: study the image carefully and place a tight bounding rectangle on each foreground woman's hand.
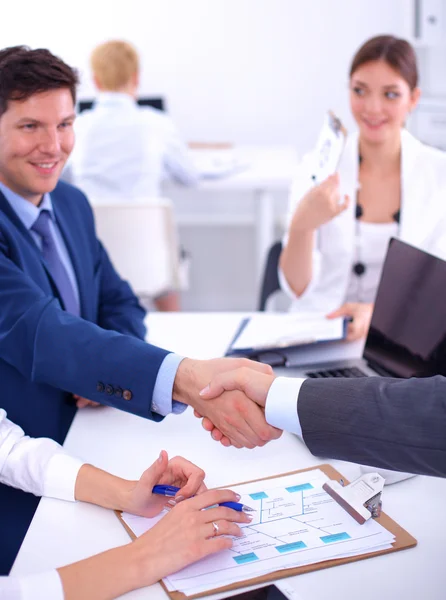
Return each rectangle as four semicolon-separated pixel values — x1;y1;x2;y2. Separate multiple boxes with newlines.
132;488;251;584
58;489;250;600
74;451;206;518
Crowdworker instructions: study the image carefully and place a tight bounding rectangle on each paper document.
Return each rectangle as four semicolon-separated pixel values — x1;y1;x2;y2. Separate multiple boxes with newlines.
121;469;394;596
312;111;347;184
192;148;250;178
230;313;345;352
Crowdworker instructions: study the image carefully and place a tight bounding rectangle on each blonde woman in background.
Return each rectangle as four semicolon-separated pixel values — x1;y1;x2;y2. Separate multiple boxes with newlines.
67;40;199;311
280;35;446;340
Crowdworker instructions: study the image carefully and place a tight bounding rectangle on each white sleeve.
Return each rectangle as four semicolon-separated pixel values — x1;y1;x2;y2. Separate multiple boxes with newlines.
279;152;323;303
265;377;306;437
162;116;200;186
0;570;64;600
0;409;84;501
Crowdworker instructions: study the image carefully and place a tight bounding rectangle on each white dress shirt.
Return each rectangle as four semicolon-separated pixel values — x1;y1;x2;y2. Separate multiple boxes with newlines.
0;409;84;600
280;129;446;313
265;377;305;436
67;92;199;202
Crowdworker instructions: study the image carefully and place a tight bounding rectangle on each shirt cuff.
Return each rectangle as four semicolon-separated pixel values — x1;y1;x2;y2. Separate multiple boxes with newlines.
265;377;306;437
43;453;85;502
19;569;64;600
151;353;187;416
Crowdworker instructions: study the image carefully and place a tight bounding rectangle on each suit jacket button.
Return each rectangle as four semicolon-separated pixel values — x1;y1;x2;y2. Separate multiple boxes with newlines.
115;387;123;398
123;389;133;401
105;384;114;395
96;382;105;393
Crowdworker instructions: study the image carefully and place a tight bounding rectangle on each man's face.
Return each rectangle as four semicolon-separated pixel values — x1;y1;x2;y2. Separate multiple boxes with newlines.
0;88;75;205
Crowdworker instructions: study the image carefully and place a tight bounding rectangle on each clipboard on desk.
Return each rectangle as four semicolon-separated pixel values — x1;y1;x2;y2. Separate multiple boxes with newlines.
115;464;416;600
225;314;349;365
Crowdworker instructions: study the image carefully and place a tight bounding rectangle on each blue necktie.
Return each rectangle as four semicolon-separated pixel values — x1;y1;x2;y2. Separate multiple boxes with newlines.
31;210;80;316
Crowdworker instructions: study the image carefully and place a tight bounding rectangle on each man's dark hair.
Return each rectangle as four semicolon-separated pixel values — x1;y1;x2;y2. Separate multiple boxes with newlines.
0;45;79;116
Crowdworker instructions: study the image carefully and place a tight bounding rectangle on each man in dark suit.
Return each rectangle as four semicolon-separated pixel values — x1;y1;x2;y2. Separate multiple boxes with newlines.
0;46;279;573
199;370;446;479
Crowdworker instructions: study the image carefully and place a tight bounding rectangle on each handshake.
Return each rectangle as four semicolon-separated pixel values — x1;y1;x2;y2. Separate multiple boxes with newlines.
173;357;281;448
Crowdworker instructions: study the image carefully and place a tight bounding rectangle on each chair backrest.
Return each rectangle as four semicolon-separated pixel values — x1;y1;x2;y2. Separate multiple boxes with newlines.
92;199;180;299
258;240;283;311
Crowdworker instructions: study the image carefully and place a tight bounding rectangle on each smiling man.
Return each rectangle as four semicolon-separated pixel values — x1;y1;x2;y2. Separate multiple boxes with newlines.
0;46;280;574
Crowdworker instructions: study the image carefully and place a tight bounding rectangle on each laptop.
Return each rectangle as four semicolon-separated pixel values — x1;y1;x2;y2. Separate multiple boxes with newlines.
277;238;446;380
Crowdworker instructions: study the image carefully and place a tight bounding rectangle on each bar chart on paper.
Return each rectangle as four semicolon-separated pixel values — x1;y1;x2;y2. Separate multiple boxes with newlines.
121;469;395;596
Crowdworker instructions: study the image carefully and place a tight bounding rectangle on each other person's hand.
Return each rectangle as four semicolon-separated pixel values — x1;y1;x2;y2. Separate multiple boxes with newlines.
327;302;373;341
173;358;281;449
196;369;277;447
291;173;349;233
74;395;102;408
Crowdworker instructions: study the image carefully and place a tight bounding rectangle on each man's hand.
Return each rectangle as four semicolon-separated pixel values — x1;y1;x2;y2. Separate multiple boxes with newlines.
196;368;277;447
73;395;102;408
173;358;281;449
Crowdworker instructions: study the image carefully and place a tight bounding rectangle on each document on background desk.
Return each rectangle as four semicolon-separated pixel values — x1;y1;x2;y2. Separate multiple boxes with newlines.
192;148;250;178
229;313;346;353
121;469;394;596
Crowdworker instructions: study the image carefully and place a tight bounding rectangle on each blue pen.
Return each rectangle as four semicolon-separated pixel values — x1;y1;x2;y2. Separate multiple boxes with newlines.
152;484;255;513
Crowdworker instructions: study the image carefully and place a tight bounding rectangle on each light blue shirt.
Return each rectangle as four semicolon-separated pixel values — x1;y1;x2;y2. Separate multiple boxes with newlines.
0;181;185;417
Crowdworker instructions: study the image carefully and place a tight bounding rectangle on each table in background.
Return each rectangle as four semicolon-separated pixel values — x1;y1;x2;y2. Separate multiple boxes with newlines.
11;313;446;599
168;146;298;283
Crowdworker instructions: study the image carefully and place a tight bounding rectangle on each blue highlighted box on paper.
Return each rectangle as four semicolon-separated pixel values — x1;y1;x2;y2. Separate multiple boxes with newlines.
249;491;268;500
320;532;351;544
285;483;314;493
233;553;259;564
276;541;307;553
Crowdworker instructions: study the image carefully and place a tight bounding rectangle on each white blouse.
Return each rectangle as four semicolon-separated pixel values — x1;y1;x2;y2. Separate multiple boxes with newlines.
0;409;84;600
345;220;399;304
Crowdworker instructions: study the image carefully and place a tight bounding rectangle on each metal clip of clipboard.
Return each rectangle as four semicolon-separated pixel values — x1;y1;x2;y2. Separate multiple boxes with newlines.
323;472;385;525
312;110;347;184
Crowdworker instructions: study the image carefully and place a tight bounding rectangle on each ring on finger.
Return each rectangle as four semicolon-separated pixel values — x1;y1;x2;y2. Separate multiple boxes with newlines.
212;521;219;536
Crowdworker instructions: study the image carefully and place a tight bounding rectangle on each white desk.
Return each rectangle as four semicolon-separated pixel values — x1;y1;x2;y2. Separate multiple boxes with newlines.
168;145;298;283
11;313;446;599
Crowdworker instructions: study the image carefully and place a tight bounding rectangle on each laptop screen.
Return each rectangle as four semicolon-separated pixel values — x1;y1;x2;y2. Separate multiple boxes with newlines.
364;238;446;378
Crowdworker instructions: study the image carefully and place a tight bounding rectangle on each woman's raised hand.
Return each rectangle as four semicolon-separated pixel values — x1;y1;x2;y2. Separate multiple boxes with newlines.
291;173;349;233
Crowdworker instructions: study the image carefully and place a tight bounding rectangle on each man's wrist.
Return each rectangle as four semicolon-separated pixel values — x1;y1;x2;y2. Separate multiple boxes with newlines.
172;358;199;408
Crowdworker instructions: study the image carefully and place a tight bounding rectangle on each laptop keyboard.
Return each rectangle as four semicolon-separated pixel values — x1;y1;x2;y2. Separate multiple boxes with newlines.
305;366;368;378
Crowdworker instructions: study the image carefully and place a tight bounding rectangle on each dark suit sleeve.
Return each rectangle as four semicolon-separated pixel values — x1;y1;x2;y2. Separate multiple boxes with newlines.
298;376;446;478
0;240;169;420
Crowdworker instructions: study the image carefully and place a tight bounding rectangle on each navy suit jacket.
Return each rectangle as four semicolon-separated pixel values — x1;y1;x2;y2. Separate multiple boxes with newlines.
0;181;170;573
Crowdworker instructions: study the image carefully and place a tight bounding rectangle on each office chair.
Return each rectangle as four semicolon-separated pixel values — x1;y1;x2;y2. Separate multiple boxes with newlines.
92;200;181;302
258;240;283;311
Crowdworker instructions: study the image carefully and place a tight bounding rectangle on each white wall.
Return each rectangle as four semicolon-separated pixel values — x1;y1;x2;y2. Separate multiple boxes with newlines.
3;0;411;154
1;0;420;310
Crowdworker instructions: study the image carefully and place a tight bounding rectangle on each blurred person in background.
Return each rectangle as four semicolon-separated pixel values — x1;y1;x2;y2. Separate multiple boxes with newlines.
280;35;446;340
